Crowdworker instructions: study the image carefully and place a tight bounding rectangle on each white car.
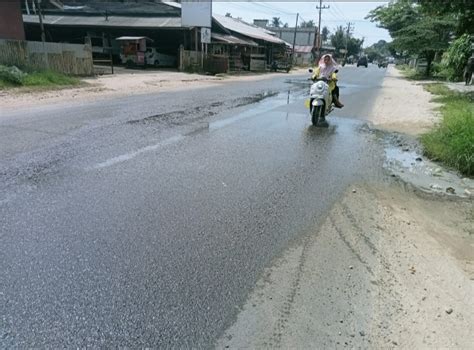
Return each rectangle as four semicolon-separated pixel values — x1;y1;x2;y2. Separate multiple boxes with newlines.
145;48;176;67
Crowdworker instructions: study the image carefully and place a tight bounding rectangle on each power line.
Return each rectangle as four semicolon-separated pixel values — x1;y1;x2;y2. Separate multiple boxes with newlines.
332;2;351;23
247;0;297;16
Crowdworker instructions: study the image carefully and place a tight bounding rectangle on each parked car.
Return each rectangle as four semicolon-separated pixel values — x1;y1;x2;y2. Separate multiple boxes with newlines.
357;56;368;68
145;48;176;67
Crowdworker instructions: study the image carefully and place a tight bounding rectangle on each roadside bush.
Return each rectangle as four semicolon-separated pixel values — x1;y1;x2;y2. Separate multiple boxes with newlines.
0;65;27;86
439;34;472;81
421;84;474;176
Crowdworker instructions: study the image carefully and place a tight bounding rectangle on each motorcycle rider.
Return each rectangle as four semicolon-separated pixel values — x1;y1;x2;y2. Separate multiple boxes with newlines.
311;54;344;108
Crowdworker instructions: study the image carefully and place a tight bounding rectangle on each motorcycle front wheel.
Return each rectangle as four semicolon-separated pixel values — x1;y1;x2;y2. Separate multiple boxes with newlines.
311;105;324;126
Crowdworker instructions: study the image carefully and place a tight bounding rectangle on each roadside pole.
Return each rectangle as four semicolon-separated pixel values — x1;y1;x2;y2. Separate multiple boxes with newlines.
315;0;329;61
344;22;353;63
35;0;49;69
291;13;299;66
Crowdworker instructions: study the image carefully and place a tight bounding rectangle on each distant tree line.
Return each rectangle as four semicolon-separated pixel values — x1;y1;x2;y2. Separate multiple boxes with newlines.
366;0;473;78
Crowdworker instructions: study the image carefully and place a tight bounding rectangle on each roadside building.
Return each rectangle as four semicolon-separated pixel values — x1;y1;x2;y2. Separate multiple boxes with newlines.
252;19;336;64
253;20;316;47
22;0;186;65
21;1;289;72
0;0;25;40
213;15;288;71
293;45;313;66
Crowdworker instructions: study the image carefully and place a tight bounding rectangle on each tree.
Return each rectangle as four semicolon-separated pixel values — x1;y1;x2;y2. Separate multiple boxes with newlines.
321;26;330;42
283;23;289;28
366;0;418;34
330;26;363;58
365;39;392;62
392;17;454;75
417;0;474;35
440;34;472;80
271;17;282;28
225;13;232;17
300;20;315;28
367;0;455;75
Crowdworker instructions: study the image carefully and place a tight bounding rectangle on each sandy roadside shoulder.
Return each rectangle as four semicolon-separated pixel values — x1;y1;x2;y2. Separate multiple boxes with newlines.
0;68;306;111
216;184;473;349
367;66;440;136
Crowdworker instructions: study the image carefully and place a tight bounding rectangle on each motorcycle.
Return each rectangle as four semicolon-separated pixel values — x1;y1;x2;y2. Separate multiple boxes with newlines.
306;68;334;127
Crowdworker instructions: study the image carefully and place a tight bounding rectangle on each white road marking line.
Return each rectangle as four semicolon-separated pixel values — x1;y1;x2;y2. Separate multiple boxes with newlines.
90;135;184;170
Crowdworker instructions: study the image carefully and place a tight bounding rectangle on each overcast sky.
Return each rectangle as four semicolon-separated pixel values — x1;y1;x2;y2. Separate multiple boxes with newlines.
211;1;391;47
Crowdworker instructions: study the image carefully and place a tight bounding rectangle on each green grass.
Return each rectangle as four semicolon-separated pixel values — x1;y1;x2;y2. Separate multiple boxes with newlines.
396;64;433;81
0;79;14;88
421;83;474;176
0;68;80;89
22;70;80;87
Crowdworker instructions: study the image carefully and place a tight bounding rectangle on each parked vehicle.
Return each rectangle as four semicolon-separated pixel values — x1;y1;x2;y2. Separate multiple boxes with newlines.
116;36;151;68
378;60;388;68
357;56;368;68
145;48;176;67
306;68;334;127
270;60;291;73
116;36;176;68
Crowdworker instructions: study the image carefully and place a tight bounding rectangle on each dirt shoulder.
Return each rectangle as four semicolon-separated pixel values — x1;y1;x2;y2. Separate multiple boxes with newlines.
0;68;305;111
366;66;440;136
217;184;473;349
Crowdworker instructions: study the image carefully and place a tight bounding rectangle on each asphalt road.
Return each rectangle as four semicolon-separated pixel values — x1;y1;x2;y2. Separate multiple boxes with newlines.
0;65;387;347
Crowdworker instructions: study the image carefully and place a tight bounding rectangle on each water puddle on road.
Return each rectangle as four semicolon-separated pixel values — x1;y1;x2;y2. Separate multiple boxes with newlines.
209;90;304;131
90;90;306;169
383;135;474;198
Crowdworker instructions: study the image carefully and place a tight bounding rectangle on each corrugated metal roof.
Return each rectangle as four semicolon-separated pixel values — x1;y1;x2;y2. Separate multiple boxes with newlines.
23;14;183;28
44;1;181;16
213;15;286;45
211;33;258;46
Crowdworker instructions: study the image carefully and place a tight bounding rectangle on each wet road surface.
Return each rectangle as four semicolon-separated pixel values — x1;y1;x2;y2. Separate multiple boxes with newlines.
1;65;387;347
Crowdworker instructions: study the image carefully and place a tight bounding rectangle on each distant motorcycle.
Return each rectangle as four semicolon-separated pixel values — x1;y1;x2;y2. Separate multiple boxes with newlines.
306;68;334;127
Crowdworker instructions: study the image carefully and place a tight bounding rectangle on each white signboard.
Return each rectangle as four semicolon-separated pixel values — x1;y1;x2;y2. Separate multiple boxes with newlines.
181;0;212;28
201;28;211;44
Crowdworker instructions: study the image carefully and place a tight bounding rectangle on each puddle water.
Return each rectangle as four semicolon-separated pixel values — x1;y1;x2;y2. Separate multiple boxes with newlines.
209;90;303;130
383;139;474;198
91;90;305;169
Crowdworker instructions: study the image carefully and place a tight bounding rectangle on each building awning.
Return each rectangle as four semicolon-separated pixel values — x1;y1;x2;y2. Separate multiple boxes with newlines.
213;14;287;45
23;14;183;29
211;33;258;47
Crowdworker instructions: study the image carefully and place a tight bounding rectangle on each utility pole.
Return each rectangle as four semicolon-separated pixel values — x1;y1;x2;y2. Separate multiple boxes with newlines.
35;0;46;43
344;22;354;63
34;0;49;69
291;13;299;65
315;0;329;61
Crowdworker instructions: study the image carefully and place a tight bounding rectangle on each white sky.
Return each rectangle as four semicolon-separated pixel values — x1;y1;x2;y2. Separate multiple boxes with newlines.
211;1;391;47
